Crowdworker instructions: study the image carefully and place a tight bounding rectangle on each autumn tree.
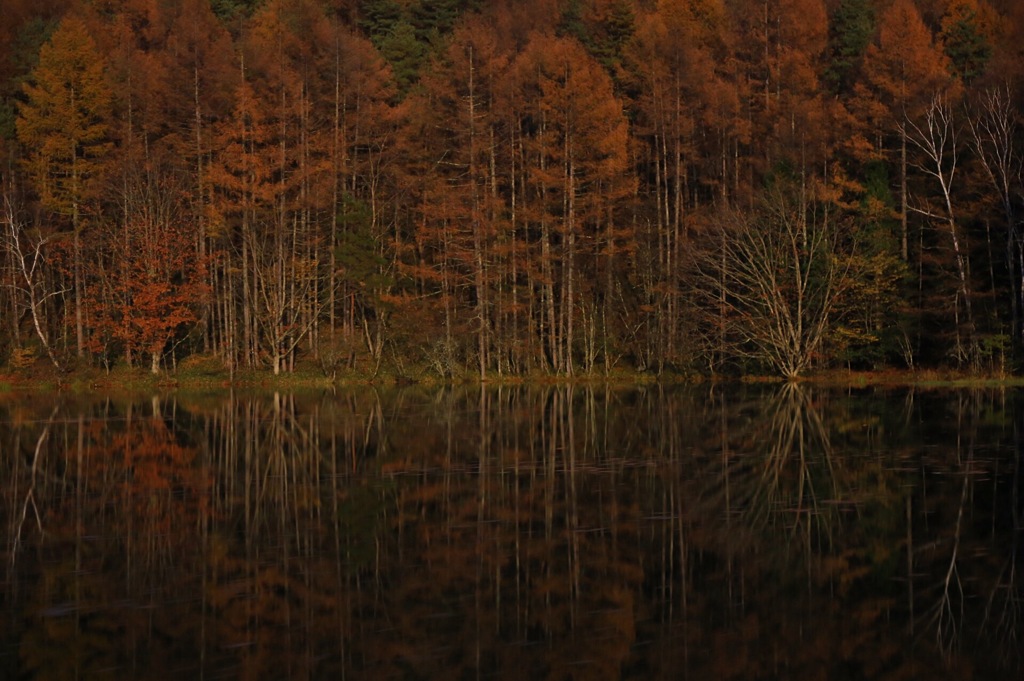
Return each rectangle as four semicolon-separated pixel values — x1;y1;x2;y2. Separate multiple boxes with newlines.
88;161;208;372
324;26;397;358
0;17;56;147
208;69;273;370
731;0;831;178
210;0;376;374
0;0;1022;376
16;14;113;359
623;0;744;367
511;34;633;374
398;18;510;378
164;0;238;354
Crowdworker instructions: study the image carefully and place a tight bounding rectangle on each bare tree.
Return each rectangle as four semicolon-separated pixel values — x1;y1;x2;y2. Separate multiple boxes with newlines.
696;183;851;379
966;87;1023;353
903;93;976;363
247;230;324;376
2;184;66;369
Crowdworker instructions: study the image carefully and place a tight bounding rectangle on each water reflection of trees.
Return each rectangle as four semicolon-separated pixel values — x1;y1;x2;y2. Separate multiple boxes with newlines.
982;401;1023;668
911;390;1024;669
0;386;1020;678
721;382;844;553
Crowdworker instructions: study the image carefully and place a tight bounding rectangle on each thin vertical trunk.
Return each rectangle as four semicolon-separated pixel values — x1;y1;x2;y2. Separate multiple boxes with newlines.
193;63;211;354
540;112;557;373
510;124;520;372
280;84;291;374
468;46;487;380
442;216;454;368
603;201;613;376
901;131;909;261
968;87;1022;354
490;126;503;375
564;128;575;377
331;28;341;339
71;116;84;358
670;78;684;364
905;97;975;361
242;232;253;367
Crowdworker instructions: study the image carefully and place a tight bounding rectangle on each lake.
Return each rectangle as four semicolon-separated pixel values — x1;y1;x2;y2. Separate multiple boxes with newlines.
1;384;1020;679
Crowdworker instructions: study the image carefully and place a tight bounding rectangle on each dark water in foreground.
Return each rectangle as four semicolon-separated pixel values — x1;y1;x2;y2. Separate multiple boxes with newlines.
1;385;1021;680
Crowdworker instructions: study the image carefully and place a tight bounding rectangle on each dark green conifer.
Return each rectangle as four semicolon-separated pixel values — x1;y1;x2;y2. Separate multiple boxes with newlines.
940;0;991;83
825;0;874;95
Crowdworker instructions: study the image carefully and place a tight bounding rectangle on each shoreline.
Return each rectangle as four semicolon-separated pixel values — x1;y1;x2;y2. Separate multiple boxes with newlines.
2;361;1024;395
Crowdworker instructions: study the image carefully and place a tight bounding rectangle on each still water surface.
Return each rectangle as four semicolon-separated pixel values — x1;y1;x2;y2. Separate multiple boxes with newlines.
1;384;1021;679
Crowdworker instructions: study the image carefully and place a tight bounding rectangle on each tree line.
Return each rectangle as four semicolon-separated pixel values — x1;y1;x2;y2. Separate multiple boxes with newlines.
1;0;1022;378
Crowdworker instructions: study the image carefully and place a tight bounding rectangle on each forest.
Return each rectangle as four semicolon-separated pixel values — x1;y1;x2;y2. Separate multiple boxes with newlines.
1;0;1023;379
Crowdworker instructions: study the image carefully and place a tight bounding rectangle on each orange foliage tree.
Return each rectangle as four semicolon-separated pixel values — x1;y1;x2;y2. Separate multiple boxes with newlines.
88;165;208;372
624;0;745;367
511;33;634;375
16;14;113;359
398;17;510;377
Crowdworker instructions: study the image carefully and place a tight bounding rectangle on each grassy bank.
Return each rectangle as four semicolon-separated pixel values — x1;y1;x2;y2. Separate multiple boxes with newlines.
1;356;1023;395
796;368;1024;389
0;355;667;395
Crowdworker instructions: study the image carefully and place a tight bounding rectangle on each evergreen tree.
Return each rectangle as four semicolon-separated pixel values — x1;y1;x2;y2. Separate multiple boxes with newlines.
825;0;874;95
940;0;992;83
358;0;403;40
559;0;635;72
0;17;57;143
410;0;475;43
377;20;426;93
209;0;262;24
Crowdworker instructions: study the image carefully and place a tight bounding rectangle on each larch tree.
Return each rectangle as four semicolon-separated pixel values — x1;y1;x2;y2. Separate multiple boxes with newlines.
208;71;277;370
230;0;376;375
987;0;1024;89
326;24;397;359
87;0;215;370
731;0;829;179
512;34;633;375
624;0;744;367
16;14;113;360
165;0;237;355
406;17;510;378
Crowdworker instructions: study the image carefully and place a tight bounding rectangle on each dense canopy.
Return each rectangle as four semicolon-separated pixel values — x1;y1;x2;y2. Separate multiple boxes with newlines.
1;0;1022;377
